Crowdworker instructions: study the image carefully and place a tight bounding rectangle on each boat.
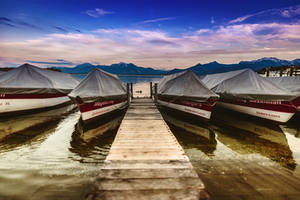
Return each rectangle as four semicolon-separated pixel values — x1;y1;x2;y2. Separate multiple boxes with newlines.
68;68;128;123
0;63;79;116
211;69;299;123
200;69;248;89
157;70;219;120
267;76;300;110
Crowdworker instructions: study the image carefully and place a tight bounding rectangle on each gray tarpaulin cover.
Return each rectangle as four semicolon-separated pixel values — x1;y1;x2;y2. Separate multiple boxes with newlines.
158;70;219;101
0;63;80;94
268;76;300;95
68;68;127;103
201;69;248;89
213;69;297;101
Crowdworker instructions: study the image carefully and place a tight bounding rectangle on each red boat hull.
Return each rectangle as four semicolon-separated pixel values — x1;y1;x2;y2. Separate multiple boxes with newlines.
78;99;127;123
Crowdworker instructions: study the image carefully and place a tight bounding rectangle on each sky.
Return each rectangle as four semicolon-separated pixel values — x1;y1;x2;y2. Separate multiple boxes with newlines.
0;0;300;69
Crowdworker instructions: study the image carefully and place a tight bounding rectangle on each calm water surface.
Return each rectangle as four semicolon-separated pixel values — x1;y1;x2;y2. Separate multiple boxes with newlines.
1;78;300;200
161;107;300;199
0;107;118;200
73;73;162;84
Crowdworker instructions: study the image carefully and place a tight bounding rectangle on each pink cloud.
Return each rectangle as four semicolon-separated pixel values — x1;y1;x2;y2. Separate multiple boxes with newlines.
1;23;300;69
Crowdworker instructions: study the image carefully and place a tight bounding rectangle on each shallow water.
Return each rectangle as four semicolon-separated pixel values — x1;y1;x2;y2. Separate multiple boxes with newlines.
0;76;157;200
1;79;300;200
0;107;118;200
73;73;162;84
160;107;300;199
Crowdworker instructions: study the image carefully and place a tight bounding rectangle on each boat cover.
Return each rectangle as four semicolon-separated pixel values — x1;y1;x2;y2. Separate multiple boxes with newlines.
158;70;219;101
0;63;80;94
267;76;300;95
213;69;297;101
201;69;248;89
68;68;127;103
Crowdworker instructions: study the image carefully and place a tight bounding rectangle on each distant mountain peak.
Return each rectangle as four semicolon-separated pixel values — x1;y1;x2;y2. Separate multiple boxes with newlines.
55;57;299;76
255;57;282;62
117;62;127;66
77;62;94;67
80;62;93;65
209;61;219;64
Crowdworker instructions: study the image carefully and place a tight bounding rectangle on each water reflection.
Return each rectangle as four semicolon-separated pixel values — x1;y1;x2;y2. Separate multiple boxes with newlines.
160;108;217;156
0;105;76;151
69;111;125;163
118;75;162;84
0;106;123;199
283;113;300;139
211;108;296;170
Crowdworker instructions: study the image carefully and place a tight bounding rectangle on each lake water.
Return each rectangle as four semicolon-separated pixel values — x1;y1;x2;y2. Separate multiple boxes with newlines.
73;74;162;84
161;107;300;199
1;76;300;199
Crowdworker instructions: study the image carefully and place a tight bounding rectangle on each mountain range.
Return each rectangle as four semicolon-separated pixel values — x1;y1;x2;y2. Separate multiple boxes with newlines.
55;57;300;75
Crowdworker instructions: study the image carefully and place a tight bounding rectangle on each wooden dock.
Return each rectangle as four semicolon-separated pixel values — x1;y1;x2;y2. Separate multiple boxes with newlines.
88;98;205;200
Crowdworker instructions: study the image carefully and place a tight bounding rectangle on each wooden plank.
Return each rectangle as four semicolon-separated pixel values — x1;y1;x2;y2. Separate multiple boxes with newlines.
96;177;203;190
89;189;201;200
90;98;205;200
97;168;199;179
101;160;194;169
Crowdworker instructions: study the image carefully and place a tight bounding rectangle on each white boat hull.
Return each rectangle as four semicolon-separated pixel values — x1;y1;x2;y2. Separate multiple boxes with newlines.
0;96;70;114
217;101;295;123
157;100;212;120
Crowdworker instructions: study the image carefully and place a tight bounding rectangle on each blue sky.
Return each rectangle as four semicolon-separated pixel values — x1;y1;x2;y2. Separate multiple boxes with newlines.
0;0;300;68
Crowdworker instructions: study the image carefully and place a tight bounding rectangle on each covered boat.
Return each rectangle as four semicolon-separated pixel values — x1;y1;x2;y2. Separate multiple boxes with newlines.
267;76;300;110
0;63;79;116
200;69;248;89
212;69;299;123
68;68;128;123
157;70;219;120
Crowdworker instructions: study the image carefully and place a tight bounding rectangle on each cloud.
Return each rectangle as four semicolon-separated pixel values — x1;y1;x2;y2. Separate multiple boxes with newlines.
54;26;68;33
0;17;16;28
210;16;215;24
228;4;300;24
0;16;44;31
195;29;212;34
0;21;16;28
26;59;74;65
147;39;179;46
229;14;253;24
84;8;114;18
17;21;43;30
281;10;291;18
137;17;175;24
1;22;300;69
253;27;280;35
93;28;122;34
0;17;12;22
0;16;85;34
